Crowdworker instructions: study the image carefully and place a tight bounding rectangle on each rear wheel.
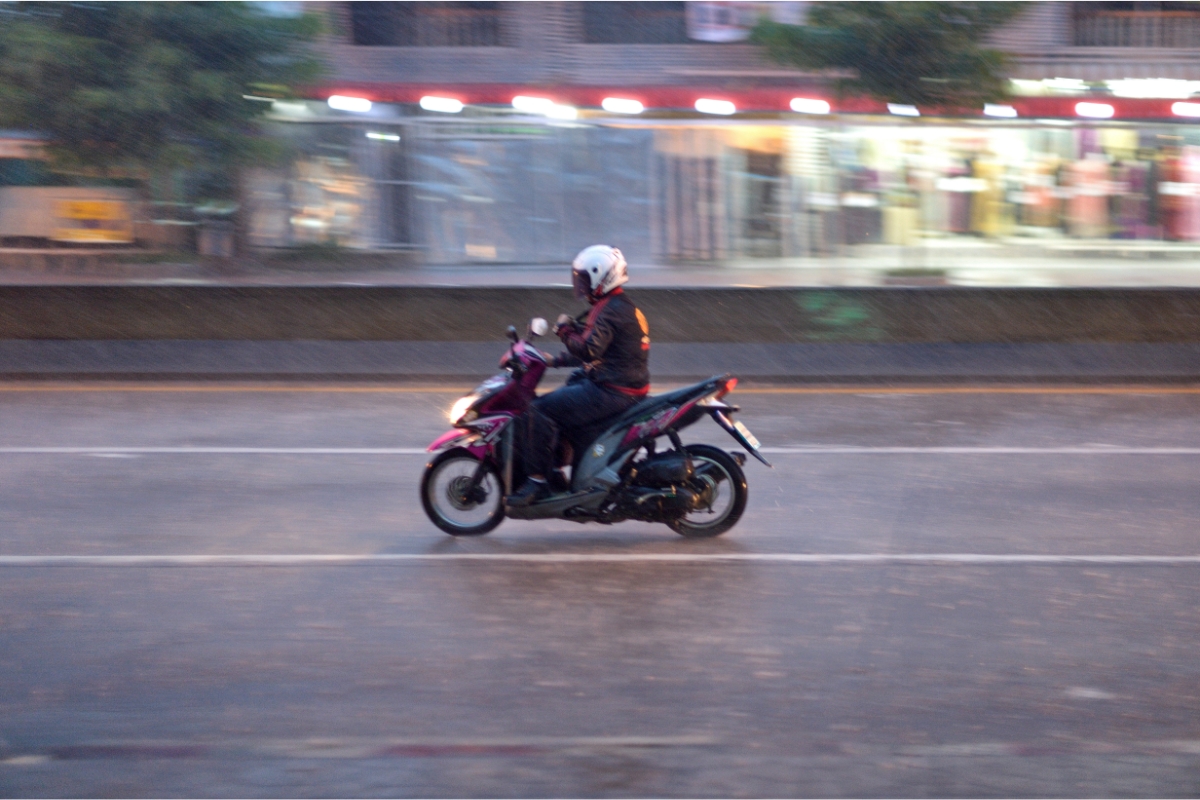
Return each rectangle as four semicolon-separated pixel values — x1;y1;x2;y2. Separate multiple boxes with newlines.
669;444;747;538
421;448;505;536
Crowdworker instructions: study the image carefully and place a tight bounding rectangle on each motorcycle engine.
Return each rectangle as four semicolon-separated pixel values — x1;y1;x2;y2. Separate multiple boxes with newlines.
619;485;701;521
630;452;694;486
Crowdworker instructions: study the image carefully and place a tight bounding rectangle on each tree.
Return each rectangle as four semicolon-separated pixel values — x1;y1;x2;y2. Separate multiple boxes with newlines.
752;2;1025;109
0;2;322;199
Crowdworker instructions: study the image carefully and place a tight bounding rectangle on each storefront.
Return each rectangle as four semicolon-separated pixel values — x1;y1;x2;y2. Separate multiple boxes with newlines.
247;97;1200;264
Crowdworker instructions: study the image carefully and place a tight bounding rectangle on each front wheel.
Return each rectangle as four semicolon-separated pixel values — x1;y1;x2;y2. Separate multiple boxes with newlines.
421;448;505;536
669;444;748;538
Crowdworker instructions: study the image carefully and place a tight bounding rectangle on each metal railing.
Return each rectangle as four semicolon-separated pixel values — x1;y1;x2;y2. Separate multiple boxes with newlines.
1074;11;1200;47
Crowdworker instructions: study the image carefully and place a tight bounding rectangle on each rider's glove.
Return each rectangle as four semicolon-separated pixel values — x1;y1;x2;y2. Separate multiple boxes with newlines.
553;313;576;336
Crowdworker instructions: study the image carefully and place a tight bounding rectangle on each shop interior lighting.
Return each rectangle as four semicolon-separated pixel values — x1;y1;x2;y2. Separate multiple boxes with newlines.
1108;78;1200;99
327;95;373;113
512;95;555;114
1075;101;1115;119
695;98;736;115
546;104;578;120
887;104;920;117
983;104;1018;118
270;100;311;118
366;131;400;141
790;97;831;114
1012;77;1092;97
1173;101;1200;118
601;97;644;114
419;96;464;113
1045;77;1089;92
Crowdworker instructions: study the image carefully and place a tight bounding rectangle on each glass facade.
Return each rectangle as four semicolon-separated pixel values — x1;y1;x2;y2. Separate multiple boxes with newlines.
247;115;1200;264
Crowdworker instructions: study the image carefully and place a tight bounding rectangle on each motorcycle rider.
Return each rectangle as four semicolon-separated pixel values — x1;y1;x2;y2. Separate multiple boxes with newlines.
506;244;651;507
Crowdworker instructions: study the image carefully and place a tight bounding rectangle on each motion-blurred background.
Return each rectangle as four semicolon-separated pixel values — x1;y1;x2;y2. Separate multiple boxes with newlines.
6;2;1200;285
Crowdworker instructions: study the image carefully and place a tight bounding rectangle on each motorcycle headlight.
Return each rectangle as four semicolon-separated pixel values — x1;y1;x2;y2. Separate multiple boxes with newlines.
449;395;479;425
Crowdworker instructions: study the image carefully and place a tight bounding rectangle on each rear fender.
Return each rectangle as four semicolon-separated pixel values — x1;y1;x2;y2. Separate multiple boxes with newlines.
710;409;772;467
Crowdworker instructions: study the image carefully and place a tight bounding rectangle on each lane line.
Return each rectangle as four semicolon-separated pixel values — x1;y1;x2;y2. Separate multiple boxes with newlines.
0;383;1199;395
735;385;1200;396
0;446;433;454
3;446;1200;455
2;553;1200;567
8;737;1200;762
0;384;472;394
761;446;1200;454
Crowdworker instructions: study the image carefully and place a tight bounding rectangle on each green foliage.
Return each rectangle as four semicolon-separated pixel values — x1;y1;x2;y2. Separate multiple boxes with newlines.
0;2;322;192
752;2;1024;108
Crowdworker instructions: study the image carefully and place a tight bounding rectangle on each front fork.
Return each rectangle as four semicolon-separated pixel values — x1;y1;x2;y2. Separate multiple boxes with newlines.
501;422;514;496
462;420;514;501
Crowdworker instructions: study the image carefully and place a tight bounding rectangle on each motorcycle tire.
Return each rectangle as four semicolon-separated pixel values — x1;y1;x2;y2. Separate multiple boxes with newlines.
669;444;748;538
421;448;505;536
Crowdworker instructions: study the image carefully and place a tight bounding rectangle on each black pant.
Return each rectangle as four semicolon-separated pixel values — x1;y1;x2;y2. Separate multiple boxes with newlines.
525;378;638;479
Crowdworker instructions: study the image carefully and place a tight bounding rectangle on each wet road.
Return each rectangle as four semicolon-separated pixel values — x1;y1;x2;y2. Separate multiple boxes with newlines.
2;383;1200;797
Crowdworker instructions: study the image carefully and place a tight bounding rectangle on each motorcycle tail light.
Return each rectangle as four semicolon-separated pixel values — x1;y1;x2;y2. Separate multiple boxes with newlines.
716;377;738;399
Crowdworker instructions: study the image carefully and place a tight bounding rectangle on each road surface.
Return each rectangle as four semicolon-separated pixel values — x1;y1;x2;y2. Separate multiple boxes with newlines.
2;382;1200;797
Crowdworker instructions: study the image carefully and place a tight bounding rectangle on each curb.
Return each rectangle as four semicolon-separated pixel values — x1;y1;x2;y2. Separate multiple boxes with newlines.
0;341;1196;382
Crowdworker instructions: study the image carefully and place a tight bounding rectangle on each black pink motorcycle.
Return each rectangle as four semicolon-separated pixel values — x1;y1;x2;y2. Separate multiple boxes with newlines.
421;318;770;537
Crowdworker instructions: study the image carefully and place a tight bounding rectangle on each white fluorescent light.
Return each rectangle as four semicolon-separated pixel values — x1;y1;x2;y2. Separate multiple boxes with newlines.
1075;101;1114;119
1108;78;1200;99
327;95;373;113
546;104;578;120
695;98;736;115
887;104;920;117
512;95;555;114
983;104;1018;118
790;97;831;115
1173;101;1200;117
601;97;644;114
419;96;463;113
1045;77;1088;90
366;131;400;141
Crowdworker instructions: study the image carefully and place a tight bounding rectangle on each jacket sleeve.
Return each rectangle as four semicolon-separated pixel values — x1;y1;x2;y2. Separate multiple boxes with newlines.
561;308;616;363
551;350;583;368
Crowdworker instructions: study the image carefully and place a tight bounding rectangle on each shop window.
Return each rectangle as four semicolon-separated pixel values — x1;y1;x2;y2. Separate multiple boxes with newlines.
582;2;689;44
349;2;504;47
1073;1;1200;47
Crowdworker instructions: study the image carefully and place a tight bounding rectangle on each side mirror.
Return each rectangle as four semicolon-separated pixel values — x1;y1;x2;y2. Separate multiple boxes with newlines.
529;317;549;338
506;325;519;343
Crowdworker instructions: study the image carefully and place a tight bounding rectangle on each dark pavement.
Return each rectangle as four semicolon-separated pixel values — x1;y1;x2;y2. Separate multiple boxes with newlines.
2;383;1200;797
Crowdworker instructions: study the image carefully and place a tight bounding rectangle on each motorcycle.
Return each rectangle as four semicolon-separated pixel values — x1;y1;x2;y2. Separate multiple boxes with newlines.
421;318;770;538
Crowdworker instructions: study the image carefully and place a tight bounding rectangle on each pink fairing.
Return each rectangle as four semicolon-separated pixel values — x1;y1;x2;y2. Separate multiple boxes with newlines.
427;428;474;453
620;399;698;448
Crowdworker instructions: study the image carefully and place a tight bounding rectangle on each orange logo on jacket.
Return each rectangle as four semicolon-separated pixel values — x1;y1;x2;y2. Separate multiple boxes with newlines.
635;308;650;351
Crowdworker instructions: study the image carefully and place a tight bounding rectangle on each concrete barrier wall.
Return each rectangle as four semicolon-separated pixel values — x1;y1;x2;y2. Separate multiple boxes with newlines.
2;286;1200;343
0;340;1196;382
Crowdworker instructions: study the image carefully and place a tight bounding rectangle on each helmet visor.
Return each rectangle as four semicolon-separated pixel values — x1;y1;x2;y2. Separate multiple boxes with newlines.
571;268;592;300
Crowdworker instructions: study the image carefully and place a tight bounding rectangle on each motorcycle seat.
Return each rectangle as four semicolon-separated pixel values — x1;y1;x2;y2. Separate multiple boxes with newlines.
565;375;729;458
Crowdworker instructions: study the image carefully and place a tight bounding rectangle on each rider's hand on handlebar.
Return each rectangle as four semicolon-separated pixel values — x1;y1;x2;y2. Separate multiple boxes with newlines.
553;313;576;336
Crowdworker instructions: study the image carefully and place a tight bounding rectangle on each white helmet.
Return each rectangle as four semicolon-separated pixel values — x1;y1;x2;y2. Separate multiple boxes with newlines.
571;245;628;301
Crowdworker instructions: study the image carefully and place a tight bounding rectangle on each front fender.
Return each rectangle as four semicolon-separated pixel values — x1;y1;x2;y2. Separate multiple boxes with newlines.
427;428;479;453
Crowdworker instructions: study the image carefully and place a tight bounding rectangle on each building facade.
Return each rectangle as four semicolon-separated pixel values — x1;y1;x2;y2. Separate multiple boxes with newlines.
245;2;1200;264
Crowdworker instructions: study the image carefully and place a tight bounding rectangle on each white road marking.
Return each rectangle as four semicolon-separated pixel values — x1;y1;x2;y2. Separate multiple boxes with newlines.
761;446;1200;454
0;446;431;454
0;736;717;763
2;553;1199;567
1;445;1200;456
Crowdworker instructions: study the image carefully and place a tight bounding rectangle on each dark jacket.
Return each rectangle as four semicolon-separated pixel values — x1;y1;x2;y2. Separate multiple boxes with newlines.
552;289;650;395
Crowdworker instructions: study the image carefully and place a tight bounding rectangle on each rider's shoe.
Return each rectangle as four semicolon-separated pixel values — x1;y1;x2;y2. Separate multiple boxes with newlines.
506;477;551;507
